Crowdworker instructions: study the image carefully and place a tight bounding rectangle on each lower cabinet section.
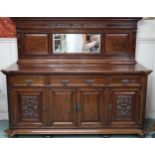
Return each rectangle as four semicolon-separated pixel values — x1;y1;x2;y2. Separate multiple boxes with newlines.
10;86;144;129
7;74;147;136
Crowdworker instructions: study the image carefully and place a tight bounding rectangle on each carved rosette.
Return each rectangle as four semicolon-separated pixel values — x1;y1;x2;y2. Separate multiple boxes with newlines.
21;96;39;120
116;95;132;120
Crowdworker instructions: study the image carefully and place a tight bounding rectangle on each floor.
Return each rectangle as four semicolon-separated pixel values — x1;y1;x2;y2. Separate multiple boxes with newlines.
0;119;155;138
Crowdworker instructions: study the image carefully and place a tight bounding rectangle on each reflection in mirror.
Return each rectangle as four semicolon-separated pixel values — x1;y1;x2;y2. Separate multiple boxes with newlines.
53;34;101;54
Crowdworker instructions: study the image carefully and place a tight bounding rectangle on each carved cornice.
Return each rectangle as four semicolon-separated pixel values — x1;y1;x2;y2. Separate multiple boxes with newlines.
12;17;141;29
16;22;137;29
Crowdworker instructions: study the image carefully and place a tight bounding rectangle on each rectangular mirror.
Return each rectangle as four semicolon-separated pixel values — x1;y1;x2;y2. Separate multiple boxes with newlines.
53;34;101;54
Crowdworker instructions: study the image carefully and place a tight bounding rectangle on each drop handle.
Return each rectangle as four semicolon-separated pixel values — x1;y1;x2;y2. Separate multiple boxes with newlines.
60;80;69;85
74;103;80;112
25;80;32;86
85;80;94;85
121;79;130;84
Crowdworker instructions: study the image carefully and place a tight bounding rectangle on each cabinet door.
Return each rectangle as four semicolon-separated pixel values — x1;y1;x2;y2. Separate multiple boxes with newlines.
78;88;105;128
108;88;142;128
11;88;47;128
49;88;77;128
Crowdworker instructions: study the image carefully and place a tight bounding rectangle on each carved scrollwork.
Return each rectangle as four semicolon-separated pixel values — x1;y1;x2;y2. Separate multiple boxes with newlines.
46;23;131;29
116;95;132;119
21;96;39;120
39;23;107;28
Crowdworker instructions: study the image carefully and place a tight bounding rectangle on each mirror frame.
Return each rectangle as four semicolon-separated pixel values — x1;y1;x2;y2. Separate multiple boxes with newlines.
52;33;103;55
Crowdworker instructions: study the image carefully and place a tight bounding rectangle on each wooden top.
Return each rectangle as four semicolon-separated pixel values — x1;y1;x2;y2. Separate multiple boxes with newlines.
2;63;151;75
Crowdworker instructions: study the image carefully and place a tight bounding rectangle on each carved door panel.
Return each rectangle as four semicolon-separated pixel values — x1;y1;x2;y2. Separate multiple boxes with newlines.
78;88;105;128
12;88;47;127
108;88;142;128
49;88;77;128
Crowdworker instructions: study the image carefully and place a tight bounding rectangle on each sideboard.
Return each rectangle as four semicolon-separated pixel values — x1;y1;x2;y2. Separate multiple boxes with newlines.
2;17;151;137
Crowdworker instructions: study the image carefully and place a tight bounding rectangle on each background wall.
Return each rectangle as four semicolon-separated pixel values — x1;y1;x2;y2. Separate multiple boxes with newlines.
0;38;17;119
0;19;155;120
136;19;155;119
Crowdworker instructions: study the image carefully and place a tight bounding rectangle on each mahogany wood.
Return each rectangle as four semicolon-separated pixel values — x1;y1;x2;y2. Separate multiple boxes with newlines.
2;17;151;137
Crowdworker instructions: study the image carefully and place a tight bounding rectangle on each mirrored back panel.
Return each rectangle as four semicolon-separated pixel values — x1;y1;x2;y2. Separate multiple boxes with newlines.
14;17;141;64
53;34;101;54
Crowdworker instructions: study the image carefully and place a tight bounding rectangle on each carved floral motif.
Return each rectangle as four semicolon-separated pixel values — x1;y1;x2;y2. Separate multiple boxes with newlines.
116;95;132;119
21;96;39;119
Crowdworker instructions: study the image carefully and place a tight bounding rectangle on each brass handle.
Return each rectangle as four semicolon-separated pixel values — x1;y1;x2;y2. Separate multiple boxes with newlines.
60;80;69;86
121;79;130;84
85;79;94;85
25;80;32;86
74;103;80;112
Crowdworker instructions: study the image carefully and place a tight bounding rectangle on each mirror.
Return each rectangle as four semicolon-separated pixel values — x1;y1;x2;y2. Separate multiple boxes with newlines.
53;34;101;54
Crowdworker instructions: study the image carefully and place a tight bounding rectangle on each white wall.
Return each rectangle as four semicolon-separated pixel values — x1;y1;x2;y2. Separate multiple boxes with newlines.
136;19;155;119
0;20;155;120
0;38;17;119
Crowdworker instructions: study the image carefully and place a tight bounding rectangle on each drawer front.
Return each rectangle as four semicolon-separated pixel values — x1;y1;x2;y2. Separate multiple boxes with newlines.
10;76;45;86
50;76;106;87
110;76;142;87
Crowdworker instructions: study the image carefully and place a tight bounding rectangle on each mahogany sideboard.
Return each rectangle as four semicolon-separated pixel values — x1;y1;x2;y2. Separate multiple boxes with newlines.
2;17;151;137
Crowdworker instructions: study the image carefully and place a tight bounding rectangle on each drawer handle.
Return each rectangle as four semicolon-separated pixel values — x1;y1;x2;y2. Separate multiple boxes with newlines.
85;80;94;85
25;80;32;86
121;79;130;84
74;103;80;112
60;80;69;85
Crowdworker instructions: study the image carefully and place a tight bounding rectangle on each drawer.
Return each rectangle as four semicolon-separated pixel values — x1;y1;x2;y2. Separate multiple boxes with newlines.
110;76;142;86
50;76;106;87
10;76;45;86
